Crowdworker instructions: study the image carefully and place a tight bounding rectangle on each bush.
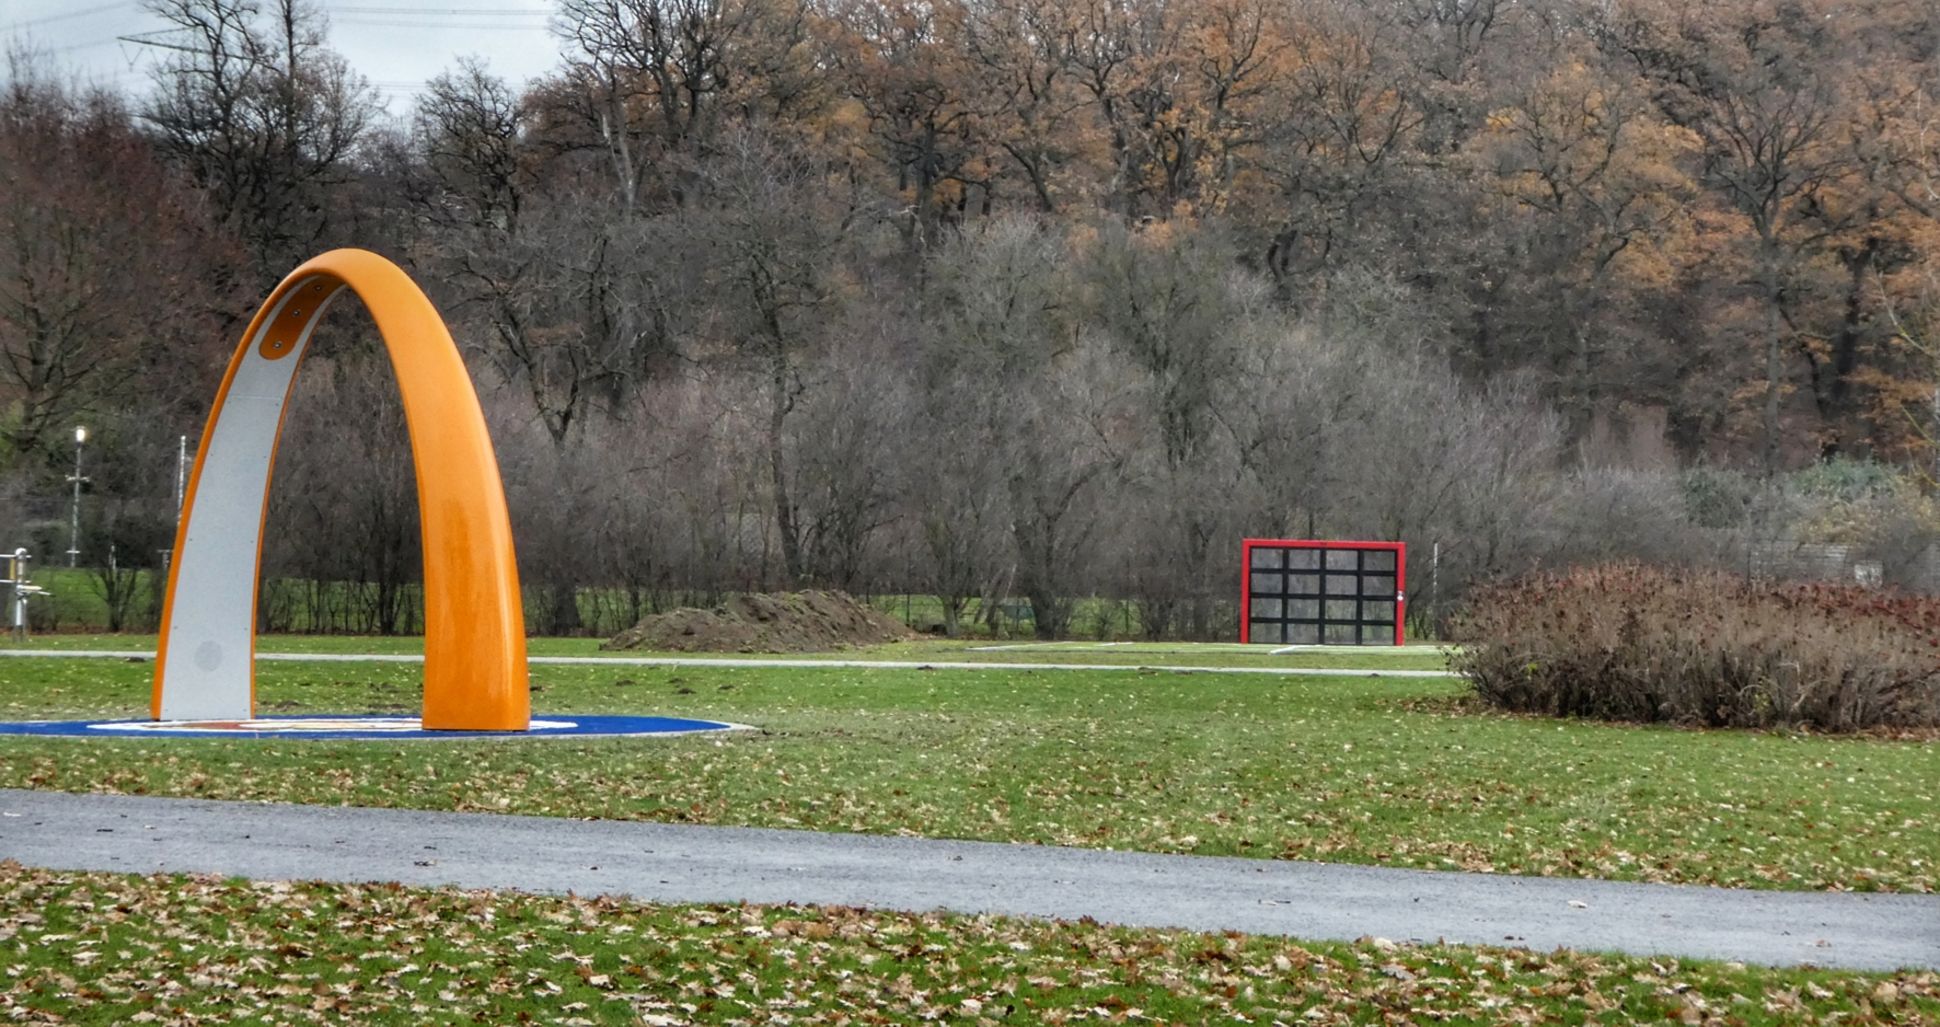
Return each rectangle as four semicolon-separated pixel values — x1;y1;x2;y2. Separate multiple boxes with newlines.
1450;564;1940;732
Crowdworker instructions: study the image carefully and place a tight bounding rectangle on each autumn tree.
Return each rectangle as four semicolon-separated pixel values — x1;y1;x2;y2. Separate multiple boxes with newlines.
1468;35;1696;451
1083;222;1268;636
1390;0;1513;155
1614;0;1856;474
0;65;236;468
1254;0;1422;298
960;0;1089;213
1870;33;1940;472
409;63;690;450
1066;0;1283;220
262;343;421;635
1790;0;1940;457
822;0;988;249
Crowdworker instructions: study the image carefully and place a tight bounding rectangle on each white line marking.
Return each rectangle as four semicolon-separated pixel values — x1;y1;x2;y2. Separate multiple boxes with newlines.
969;641;1446;654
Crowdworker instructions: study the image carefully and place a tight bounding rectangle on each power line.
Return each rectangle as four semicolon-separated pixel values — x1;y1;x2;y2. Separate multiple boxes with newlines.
43;37;125;55
326;5;552;15
331;18;552;30
0;2;137;33
20;3;558;101
6;5;552;53
33;27;170;57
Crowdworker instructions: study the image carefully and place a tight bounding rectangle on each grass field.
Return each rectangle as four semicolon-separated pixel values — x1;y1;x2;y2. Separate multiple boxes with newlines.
6;570;1277;645
1;654;1933;893
3;864;1935;1026
0;633;1457;670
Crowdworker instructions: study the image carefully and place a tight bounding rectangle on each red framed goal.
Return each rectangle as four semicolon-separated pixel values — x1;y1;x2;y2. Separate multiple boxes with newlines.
1240;539;1406;646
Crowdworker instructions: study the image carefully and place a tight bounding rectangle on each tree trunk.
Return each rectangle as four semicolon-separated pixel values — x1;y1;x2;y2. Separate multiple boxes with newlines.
1820;242;1878;457
767;347;803;584
1025;588;1067;640
548;581;582;635
1761;243;1784;477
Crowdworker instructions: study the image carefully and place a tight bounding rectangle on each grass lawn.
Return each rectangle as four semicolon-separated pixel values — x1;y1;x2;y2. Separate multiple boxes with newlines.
0;656;1933;894
0;633;1455;670
2;864;1933;1026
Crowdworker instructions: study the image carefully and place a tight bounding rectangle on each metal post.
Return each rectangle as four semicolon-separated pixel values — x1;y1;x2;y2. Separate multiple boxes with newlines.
12;548;28;642
7;549;18;642
66;426;87;567
176;434;188;516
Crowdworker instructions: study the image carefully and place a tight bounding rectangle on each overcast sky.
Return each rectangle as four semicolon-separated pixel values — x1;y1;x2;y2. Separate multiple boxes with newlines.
0;0;561;118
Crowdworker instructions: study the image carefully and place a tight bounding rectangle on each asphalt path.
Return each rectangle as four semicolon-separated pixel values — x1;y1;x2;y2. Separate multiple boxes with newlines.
3;789;1933;972
0;649;1457;678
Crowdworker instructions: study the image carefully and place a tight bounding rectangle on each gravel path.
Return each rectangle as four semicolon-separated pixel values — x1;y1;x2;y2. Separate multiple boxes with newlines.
3;789;1933;971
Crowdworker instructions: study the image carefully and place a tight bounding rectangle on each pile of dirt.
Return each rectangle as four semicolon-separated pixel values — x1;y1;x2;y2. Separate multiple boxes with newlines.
601;590;918;653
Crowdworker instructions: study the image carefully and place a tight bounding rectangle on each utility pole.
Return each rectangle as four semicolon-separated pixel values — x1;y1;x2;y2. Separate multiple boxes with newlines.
66;426;89;567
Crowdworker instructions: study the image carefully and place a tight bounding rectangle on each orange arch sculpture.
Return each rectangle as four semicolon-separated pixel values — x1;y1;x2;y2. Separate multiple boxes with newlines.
152;249;529;730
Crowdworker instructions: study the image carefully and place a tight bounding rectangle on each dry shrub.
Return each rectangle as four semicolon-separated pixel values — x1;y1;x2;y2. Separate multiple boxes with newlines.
1450;564;1940;731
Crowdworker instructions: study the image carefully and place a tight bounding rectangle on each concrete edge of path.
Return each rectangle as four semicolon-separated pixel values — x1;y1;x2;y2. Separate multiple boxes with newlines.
1;789;1933;973
0;649;1457;677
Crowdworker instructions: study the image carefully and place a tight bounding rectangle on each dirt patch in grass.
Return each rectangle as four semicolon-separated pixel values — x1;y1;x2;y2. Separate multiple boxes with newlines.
602;590;916;653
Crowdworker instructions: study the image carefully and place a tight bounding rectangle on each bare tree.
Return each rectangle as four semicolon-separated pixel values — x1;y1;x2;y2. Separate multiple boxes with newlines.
905;219;1066;629
553;0;817;212
263;342;420;635
1082;223;1256;634
412;59;527;232
140;0;379;270
695;128;867;584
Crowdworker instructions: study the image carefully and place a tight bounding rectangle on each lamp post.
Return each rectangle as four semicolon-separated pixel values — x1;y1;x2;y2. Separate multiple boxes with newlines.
66;426;88;567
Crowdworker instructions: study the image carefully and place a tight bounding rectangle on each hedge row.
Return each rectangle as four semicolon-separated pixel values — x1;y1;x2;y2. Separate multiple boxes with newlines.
1450;564;1940;732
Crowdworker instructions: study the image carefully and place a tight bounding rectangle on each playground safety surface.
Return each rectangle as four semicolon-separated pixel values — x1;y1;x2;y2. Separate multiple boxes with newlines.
0;714;744;740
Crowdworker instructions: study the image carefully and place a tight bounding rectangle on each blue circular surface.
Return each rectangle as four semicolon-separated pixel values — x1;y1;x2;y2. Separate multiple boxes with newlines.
0;714;745;740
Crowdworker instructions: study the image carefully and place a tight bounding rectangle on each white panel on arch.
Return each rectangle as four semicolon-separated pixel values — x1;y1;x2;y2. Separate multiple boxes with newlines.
156;280;344;720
